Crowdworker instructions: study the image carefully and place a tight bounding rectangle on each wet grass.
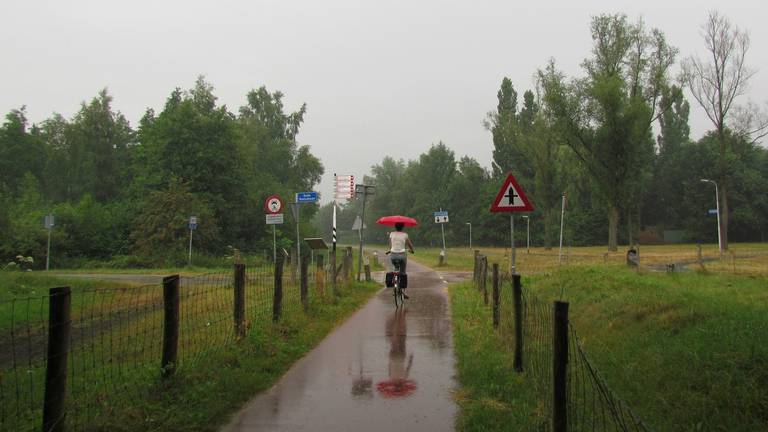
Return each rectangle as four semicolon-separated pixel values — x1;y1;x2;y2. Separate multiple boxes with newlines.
78;280;381;432
449;280;542;431
411;243;768;275
0;268;379;431
450;264;768;431
527;266;768;431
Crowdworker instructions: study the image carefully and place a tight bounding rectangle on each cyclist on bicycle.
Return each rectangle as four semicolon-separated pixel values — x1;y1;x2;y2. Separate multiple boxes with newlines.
388;222;415;299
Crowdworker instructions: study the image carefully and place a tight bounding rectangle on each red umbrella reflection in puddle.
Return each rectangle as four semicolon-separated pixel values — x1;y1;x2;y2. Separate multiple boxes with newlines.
377;310;417;398
376;378;417;398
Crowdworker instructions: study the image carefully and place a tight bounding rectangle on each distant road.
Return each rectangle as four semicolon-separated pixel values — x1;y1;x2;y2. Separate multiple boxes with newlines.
49;273;165;285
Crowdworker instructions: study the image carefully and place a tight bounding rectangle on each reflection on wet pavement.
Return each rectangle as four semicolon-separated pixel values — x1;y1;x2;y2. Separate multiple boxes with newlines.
221;259;458;432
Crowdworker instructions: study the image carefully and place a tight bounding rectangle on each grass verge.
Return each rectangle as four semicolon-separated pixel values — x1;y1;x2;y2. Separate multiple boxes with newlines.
449;280;542;431
450;265;768;431
87;280;380;432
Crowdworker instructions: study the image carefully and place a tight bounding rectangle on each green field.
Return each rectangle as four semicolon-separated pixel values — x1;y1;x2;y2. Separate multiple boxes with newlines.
0;268;378;431
410;243;768;275
450;265;768;430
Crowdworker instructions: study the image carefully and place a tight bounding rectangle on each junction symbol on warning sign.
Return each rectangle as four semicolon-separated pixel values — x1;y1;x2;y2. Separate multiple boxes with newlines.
490;173;534;213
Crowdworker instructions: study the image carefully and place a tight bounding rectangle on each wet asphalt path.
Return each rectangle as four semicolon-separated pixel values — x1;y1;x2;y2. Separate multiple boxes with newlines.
221;257;461;432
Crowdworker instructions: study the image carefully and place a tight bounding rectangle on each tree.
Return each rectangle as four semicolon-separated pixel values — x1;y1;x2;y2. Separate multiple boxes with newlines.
682;11;757;251
0;108;46;193
486;78;534;182
66;89;133;202
137;77;245;247
539;15;676;250
130;178;220;261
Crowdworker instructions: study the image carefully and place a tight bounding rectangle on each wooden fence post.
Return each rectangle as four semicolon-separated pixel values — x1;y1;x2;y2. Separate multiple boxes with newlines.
42;286;71;432
513;274;523;372
316;254;326;297
330;249;338;296
300;253;309;312
364;255;372;282
234;263;246;338
273;255;284;322
343;246;353;283
482;256;489;305
290;247;297;284
492;264;500;329
161;275;180;378
553;301;569;432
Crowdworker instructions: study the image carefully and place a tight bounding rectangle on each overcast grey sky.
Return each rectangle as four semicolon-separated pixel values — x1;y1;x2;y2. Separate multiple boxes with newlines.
2;0;766;203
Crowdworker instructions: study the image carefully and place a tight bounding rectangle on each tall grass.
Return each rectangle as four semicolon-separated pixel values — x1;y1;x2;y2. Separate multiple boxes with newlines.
449;265;768;430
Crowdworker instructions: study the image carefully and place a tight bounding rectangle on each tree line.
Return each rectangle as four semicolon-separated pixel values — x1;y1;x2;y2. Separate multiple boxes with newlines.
0;77;323;267
315;12;768;251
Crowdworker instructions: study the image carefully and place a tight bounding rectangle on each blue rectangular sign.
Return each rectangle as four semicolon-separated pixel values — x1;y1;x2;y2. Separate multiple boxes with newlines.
708;209;718;215
296;192;318;203
434;211;448;217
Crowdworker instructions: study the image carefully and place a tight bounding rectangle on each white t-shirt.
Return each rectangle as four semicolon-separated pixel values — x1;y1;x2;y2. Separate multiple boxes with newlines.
389;231;409;253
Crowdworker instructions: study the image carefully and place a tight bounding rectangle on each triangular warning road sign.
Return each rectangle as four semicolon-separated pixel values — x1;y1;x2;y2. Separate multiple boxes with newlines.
490;172;534;213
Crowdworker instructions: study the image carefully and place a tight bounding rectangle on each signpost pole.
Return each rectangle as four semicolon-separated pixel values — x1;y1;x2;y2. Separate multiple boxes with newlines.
295;203;301;274
272;225;276;262
510;214;516;275
46;228;52;271
357;190;368;282
188;227;193;266
558;194;566;265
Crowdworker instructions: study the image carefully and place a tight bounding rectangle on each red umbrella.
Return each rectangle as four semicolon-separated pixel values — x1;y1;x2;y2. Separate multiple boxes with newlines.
376;215;419;227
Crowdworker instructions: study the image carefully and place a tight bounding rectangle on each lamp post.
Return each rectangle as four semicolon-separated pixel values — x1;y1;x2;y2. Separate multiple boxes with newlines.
465;222;472;250
700;179;722;254
522;215;530;253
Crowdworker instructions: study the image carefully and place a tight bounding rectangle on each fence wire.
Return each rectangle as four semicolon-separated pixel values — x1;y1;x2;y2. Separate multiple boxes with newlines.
476;259;654;432
1;258;331;431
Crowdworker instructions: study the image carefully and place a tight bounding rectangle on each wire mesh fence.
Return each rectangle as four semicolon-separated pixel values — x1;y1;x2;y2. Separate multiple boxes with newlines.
1;255;342;432
474;254;654;432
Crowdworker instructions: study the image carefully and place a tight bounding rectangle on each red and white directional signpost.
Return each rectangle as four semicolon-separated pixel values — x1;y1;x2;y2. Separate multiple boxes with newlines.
490;173;534;275
265;195;284;262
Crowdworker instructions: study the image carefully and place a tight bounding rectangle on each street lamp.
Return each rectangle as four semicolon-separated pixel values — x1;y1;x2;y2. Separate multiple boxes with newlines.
465;222;472;250
700;179;722;253
522;215;530;253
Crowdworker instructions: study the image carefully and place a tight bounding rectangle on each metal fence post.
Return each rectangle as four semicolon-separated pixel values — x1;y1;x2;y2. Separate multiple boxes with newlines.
234;263;246;338
492;264;500;329
42;286;71;432
513;274;523;372
273;255;284;322
300;254;309;312
553;301;569;432
161;275;180;378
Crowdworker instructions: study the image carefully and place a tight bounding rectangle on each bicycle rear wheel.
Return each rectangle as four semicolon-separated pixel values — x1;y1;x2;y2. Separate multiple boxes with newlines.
393;282;404;308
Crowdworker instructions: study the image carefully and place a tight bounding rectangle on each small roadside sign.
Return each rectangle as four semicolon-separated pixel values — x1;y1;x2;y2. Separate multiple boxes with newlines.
708;209;718;215
434;211;449;223
490;173;534;213
266;214;284;225
189;216;198;230
351;215;367;231
44;215;55;229
265;195;284;214
296;192;318;203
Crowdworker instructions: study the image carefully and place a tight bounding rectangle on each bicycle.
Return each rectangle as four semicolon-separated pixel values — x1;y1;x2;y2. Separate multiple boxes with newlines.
392;271;405;308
